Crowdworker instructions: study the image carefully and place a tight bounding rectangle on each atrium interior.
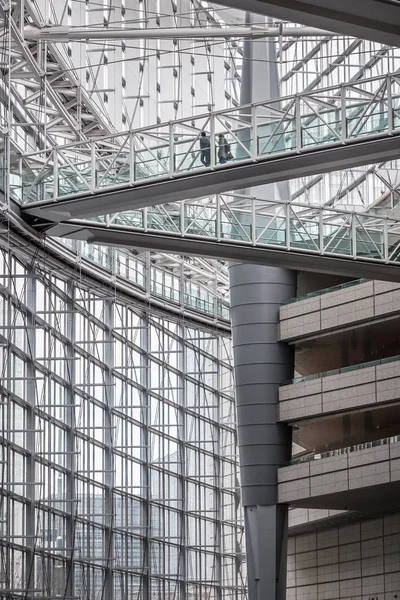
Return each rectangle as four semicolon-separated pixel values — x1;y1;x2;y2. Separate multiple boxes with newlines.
1;1;400;599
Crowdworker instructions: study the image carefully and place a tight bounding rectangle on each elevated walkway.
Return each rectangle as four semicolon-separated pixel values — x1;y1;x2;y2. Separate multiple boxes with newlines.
219;0;400;47
19;73;400;222
38;197;400;282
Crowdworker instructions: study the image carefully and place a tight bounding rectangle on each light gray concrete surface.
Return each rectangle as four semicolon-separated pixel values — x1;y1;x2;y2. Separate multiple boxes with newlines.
279;280;400;342
279;359;400;422
278;440;400;510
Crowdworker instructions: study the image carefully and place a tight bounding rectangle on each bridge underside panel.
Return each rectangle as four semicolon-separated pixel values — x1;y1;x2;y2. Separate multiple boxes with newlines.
218;0;400;47
22;135;400;223
44;221;400;283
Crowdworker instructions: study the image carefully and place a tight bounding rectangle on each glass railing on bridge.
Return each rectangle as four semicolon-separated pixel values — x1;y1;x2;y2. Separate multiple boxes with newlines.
92;195;400;265
12;73;400;206
58;237;230;322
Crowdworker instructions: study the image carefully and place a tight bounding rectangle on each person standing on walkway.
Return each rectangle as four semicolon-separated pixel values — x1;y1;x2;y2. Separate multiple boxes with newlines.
217;133;230;164
199;131;211;166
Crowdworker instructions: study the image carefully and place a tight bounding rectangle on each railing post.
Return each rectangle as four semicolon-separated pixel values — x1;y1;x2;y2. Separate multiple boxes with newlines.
387;75;393;135
286;202;291;249
251;198;256;245
53;148;58;201
169;122;174;177
180;201;185;236
341;85;347;143
251;104;257;160
319;208;324;254
384;220;389;262
216;194;221;240
351;213;357;259
295;95;301;152
90;140;96;193
213;278;218;320
210;113;216;168
129;132;135;184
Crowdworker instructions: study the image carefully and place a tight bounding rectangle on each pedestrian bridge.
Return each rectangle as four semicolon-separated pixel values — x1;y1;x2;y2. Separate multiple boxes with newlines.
39;196;400;283
19;73;400;223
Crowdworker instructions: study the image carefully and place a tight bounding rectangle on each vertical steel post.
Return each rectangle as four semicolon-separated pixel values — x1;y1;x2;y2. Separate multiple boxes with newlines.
169;122;175;176
53;148;58;201
210;113;216;168
103;297;115;600
129;132;135;184
91;140;96;193
25;271;36;597
341;85;347;143
141;316;150;600
65;279;77;600
387;75;393;135
295;95;301;152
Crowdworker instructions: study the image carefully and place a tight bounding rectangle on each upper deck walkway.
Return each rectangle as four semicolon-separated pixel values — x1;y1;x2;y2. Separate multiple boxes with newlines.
19;73;400;223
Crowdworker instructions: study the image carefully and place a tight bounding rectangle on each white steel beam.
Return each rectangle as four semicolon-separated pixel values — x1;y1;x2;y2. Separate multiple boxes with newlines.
23;24;333;42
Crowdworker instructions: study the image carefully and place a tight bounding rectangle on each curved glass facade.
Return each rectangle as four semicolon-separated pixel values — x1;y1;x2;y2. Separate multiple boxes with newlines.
0;237;245;599
1;0;400;598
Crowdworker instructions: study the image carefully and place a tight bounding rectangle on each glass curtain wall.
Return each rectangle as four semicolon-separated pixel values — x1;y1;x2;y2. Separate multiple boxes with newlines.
0;240;246;599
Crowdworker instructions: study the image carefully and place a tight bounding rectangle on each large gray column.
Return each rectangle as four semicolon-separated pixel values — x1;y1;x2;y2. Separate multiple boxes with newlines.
229;263;295;600
229;11;296;600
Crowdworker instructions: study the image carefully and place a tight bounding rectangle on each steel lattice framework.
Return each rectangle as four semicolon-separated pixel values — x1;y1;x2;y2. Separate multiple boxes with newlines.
0;229;244;599
16;72;400;216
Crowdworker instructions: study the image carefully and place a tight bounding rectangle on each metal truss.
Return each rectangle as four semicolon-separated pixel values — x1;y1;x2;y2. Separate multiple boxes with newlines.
279;35;400;210
17;72;400;220
0;203;231;326
0;4;113;144
3;0;398;316
6;0;396;316
0;1;233;326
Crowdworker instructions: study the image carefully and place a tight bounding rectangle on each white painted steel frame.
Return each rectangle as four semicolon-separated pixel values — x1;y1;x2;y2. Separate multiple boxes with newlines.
0;0;234;325
0;233;245;600
41;196;400;281
17;73;400;217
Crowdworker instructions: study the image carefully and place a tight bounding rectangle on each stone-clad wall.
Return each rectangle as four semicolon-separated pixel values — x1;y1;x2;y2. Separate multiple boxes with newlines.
288;513;400;600
279;281;400;342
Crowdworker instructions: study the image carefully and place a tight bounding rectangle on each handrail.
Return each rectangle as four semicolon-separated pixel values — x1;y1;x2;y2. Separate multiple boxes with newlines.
283;353;400;386
60;238;230;322
282;278;369;305
288;435;400;466
11;71;400;208
43;194;400;270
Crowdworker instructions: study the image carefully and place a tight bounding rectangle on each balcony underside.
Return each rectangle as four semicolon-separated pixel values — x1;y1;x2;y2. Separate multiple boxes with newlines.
219;0;400;47
33;220;400;283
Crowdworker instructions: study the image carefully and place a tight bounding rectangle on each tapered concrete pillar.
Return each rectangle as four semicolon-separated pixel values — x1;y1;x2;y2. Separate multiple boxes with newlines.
229;263;295;600
229;11;296;600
